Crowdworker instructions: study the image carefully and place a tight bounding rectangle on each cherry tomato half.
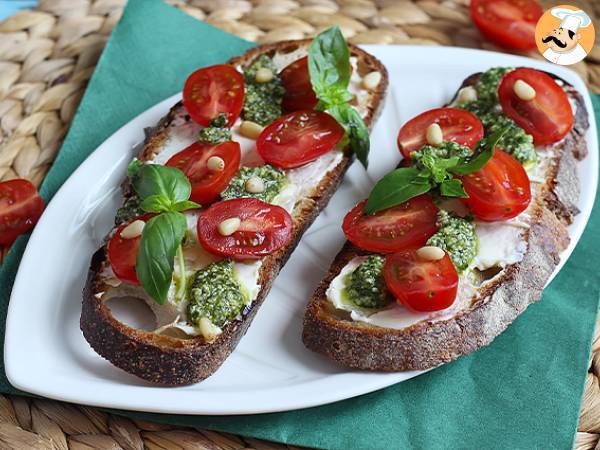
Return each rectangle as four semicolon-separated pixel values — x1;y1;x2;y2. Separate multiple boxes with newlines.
107;214;154;285
166;141;241;206
182;64;244;127
0;179;44;245
342;195;439;253
397;108;484;159
257;110;345;169
280;56;319;112
461;149;531;221
197;198;293;259
383;249;458;312
498;68;573;145
470;0;543;50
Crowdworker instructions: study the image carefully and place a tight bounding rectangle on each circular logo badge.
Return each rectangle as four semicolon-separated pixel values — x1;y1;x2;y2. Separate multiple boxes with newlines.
535;5;595;66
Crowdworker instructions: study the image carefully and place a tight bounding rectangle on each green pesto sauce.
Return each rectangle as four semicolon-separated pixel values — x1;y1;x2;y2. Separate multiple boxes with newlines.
458;67;538;166
221;164;287;203
345;256;389;309
474;67;512;105
198;126;231;144
242;55;284;126
411;141;471;162
187;259;248;328
427;210;477;272
115;194;144;225
198;113;232;144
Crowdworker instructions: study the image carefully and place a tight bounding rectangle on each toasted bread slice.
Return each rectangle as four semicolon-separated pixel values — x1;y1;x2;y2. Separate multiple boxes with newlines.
302;72;588;371
81;40;388;385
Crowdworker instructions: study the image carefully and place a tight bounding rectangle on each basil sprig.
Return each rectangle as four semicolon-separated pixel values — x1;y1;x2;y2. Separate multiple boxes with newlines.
308;26;371;168
364;129;506;214
129;161;200;304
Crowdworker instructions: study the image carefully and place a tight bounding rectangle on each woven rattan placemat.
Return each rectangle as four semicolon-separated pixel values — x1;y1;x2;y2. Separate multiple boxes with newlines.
0;1;599;448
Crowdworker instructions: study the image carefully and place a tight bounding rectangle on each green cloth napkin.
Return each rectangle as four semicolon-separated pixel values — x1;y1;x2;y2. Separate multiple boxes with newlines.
0;0;598;448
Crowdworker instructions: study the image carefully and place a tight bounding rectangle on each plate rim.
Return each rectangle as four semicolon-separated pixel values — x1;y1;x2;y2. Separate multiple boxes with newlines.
5;45;598;415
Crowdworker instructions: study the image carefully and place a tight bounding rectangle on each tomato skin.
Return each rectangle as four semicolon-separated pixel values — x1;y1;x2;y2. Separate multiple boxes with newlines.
383;249;458;312
280;56;319;112
197;198;293;260
0;179;44;245
470;0;543;50
498;68;573;145
257;110;344;169
182;64;244;127
461;149;531;221
397;108;484;159
342;195;439;253
166;141;241;206
107;214;154;285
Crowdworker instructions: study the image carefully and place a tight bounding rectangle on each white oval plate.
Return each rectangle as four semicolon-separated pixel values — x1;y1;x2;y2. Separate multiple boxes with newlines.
5;46;597;415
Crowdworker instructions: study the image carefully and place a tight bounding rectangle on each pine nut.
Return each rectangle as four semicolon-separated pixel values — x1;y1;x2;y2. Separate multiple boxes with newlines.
245;176;265;193
513;79;536;101
207;156;225;171
416;246;445;261
457;86;477;103
426;123;443;146
239;120;264;139
255;67;274;83
120;220;145;239
218;217;241;236
199;317;222;343
361;71;381;90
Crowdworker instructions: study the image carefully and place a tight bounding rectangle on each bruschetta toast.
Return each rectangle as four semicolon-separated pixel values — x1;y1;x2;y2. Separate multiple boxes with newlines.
81;29;388;385
303;68;588;371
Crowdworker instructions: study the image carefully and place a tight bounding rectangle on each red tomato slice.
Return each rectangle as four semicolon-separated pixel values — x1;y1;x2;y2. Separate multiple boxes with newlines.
107;214;154;285
0;179;44;245
182;64;244;127
257;110;344;169
384;249;458;312
197;198;293;259
166;141;241;205
397;108;484;159
342;195;439;253
280;56;319;112
498;68;574;145
470;0;543;50
461;149;531;221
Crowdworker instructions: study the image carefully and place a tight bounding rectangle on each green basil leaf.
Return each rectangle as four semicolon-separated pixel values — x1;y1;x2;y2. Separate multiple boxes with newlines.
172;200;201;212
418;153;460;184
364;167;432;214
451;128;506;175
132;164;191;203
308;26;351;97
140;195;173;213
127;159;143;178
440;178;468;198
328;103;370;168
136;212;187;305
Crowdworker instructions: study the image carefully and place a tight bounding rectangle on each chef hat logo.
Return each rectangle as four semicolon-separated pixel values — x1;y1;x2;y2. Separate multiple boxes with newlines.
535;5;595;66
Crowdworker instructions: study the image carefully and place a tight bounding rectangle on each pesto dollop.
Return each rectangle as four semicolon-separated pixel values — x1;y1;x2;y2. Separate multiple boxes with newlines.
463;103;537;165
345;256;389;309
221;164;287;203
187;259;248;328
411;141;471;163
458;67;537;166
242;55;285;126
474;67;512;105
115;194;144;225
198;113;232;145
427;210;477;272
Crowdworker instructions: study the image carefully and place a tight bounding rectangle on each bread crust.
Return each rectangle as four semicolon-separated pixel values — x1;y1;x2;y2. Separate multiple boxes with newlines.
302;74;589;371
80;40;388;385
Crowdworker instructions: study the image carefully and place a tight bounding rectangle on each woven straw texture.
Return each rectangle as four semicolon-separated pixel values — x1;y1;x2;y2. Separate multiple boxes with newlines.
0;1;599;448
